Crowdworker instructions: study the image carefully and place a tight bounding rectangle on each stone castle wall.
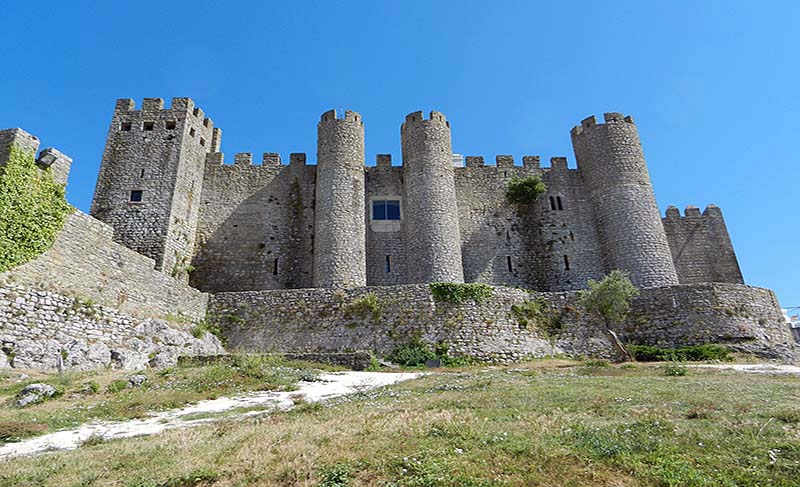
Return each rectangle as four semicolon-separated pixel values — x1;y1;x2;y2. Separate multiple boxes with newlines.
662;205;743;285
0;283;222;372
1;211;208;320
209;283;796;362
191;153;316;292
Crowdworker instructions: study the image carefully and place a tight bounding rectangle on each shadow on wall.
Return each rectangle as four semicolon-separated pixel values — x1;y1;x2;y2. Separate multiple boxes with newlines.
190;164;316;292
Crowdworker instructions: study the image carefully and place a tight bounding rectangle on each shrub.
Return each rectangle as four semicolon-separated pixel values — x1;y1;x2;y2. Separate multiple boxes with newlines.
629;344;731;362
511;297;562;335
662;362;688;376
505;175;547;205
317;463;352;487
0;145;73;272
191;315;225;344
389;337;436;367
344;293;382;321
107;379;129;393
429;282;493;304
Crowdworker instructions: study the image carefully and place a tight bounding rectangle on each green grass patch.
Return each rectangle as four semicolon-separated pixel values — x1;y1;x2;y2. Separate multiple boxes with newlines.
429;282;494;304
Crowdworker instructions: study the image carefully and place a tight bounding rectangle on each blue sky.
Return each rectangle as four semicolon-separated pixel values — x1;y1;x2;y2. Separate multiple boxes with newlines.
1;1;797;307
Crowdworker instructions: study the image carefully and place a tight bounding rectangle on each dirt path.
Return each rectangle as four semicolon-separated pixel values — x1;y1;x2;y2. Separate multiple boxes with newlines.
0;371;421;461
690;363;800;375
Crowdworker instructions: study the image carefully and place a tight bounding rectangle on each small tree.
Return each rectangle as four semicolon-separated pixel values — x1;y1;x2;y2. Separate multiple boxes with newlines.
505;175;547;206
578;270;639;361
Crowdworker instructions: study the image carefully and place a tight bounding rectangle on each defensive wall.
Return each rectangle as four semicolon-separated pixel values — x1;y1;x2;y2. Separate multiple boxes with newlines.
209;282;796;362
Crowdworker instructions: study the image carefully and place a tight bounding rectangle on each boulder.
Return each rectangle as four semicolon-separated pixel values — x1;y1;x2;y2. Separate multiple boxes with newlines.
15;383;57;407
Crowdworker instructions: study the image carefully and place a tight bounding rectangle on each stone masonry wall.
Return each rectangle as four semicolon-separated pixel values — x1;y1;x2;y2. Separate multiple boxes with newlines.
0;283;223;372
90;98;214;277
662;205;744;285
191;153;316;292
401;111;464;283
209;283;796;362
365;158;407;286
571;113;679;288
455;156;605;291
210;284;612;362
314;110;366;288
1;211;208;320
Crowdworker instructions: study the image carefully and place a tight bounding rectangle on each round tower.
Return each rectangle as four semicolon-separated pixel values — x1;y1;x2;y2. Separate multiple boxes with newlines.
570;113;678;288
401;111;464;283
313;109;366;288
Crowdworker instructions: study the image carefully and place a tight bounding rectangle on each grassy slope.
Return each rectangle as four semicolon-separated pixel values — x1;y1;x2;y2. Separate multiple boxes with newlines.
0;361;798;486
0;356;332;443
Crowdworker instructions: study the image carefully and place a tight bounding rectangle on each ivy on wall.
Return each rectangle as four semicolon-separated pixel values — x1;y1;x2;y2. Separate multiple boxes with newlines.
0;145;73;272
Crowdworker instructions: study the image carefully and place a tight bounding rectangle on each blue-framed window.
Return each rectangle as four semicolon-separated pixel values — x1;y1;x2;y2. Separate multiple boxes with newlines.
372;200;401;220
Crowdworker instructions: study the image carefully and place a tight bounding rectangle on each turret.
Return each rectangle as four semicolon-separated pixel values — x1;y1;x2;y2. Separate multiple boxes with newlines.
571;113;678;288
401;111;464;283
90;97;215;281
313;109;367;288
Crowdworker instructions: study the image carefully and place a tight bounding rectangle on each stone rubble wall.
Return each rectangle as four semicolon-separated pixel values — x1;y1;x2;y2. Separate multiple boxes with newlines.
0;283;223;372
210;283;797;362
1;211;208;320
210;284;615;363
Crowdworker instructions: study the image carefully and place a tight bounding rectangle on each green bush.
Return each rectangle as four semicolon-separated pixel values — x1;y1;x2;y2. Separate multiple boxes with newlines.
662;362;688;376
107;379;129;393
629;344;731;362
429;282;494;304
505;175;547;205
191;315;225;344
389;337;436;366
317;463;352;487
0;145;72;272
577;270;639;327
343;293;382;321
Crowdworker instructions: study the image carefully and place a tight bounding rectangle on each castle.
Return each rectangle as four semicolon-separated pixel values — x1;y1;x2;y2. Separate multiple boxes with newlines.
90;98;742;293
1;97;795;370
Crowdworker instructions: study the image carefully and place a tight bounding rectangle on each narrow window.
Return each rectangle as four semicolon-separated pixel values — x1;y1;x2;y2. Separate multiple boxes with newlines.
557;196;564;210
569;231;575;241
129;190;143;202
563;255;570;271
549;196;556;210
386;200;400;220
273;258;279;275
140;169;145;178
166;120;176;130
143;121;154;131
506;256;513;272
200;137;206;147
189;127;196;137
385;255;391;273
373;200;386;220
120;122;132;131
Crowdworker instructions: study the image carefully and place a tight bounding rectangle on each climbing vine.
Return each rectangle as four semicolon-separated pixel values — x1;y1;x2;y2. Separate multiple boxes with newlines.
0;145;73;272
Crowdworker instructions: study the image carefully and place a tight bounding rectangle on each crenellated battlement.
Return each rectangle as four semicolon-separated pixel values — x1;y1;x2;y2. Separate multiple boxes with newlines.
113;97;215;131
205;151;306;169
664;204;724;220
460;154;571;172
402;110;450;128
570;112;635;137
319;109;362;124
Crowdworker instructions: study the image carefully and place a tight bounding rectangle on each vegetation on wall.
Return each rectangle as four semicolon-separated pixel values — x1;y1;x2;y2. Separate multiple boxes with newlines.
511;296;563;336
388;338;476;367
343;293;382;321
0;145;72;272
505;175;547;206
429;282;494;304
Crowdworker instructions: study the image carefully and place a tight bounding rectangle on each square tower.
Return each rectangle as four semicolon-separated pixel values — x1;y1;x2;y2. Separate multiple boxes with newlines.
90;98;216;280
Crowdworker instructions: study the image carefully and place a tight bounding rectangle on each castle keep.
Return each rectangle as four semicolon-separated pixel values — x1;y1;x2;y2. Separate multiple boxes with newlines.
2;97;795;370
90;98;742;293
